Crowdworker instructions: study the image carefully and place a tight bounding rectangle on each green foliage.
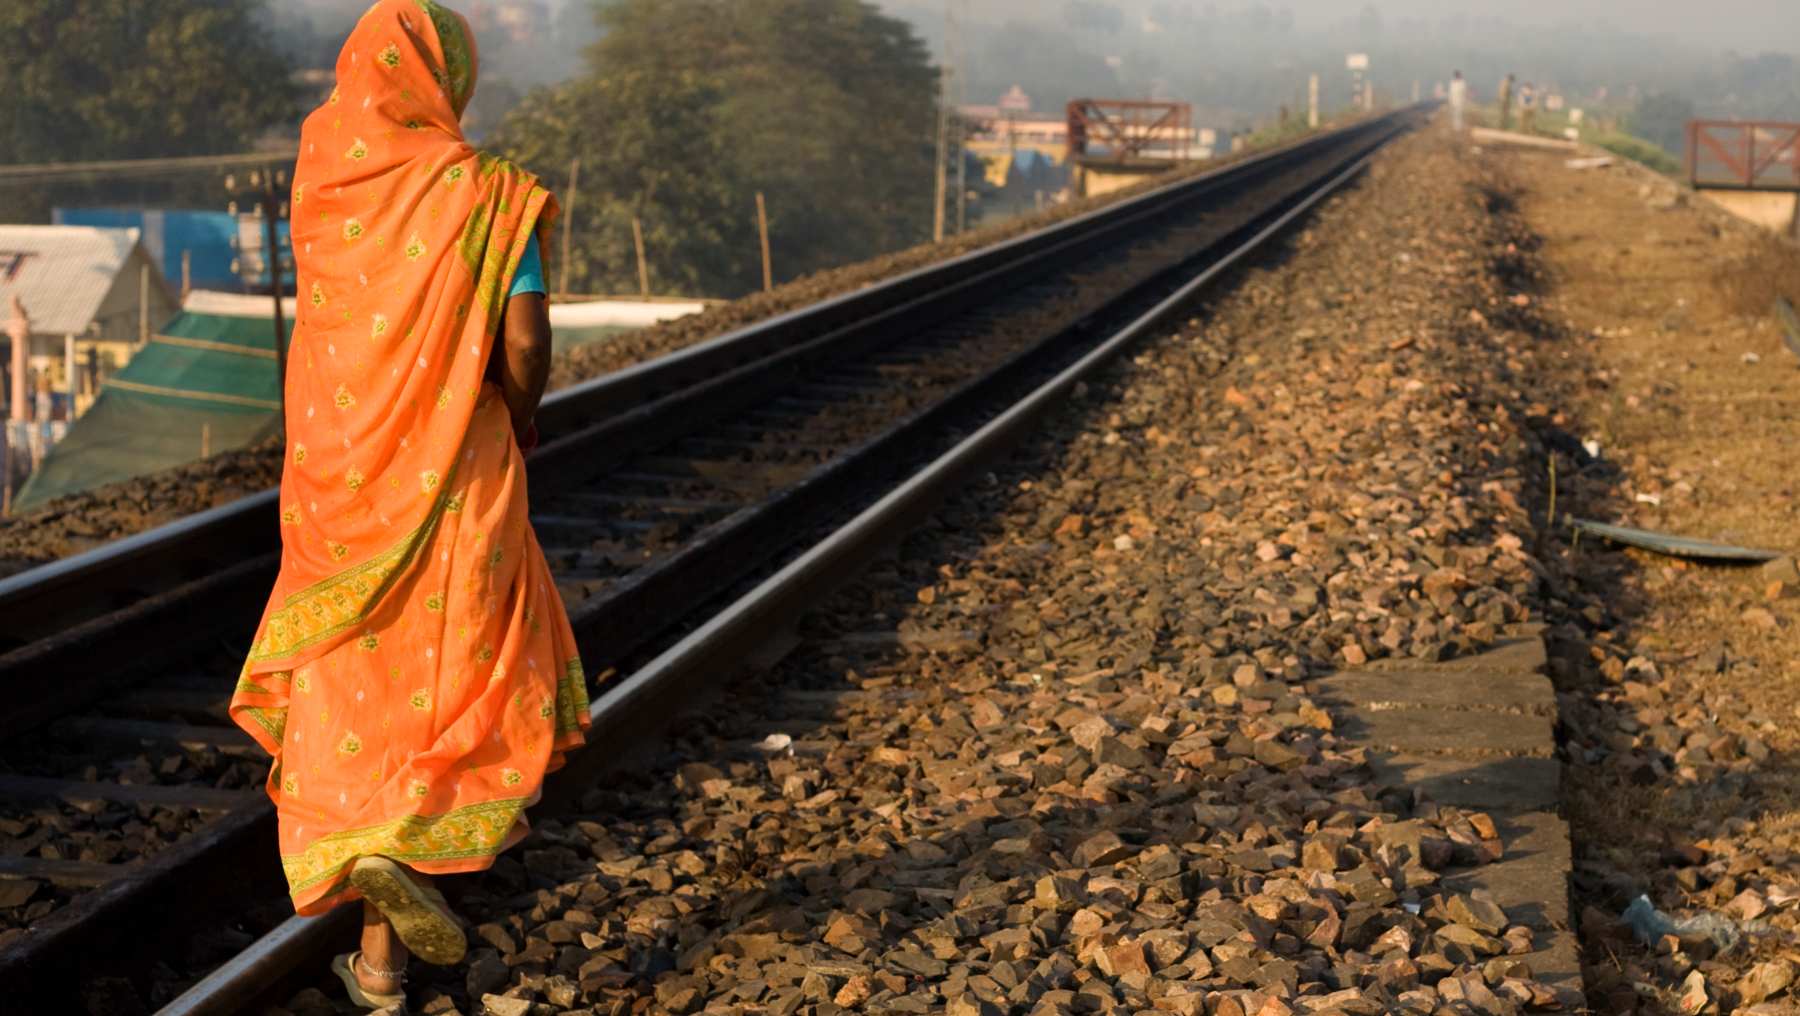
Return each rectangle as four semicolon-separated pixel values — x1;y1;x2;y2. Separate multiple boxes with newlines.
0;0;296;221
1240;114;1315;151
0;0;295;162
1592;132;1682;176
491;0;938;299
1626;92;1697;155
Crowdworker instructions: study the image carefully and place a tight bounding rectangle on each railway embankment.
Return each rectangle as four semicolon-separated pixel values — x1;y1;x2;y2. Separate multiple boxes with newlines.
349;128;1602;1015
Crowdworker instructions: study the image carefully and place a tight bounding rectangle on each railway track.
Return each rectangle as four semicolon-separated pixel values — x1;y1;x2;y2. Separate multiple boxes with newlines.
0;107;1423;1015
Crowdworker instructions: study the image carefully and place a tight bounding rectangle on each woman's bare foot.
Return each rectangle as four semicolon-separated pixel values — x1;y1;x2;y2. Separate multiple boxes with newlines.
358;901;410;994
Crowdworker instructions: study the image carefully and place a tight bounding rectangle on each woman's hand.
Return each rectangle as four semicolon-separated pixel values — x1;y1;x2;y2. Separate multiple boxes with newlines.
498;291;551;447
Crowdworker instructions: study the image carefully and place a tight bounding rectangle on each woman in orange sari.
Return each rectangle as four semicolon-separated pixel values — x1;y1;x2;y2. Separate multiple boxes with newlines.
229;1;590;1006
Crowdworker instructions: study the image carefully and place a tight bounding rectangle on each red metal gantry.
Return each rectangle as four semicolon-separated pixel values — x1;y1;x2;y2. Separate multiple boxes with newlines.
1686;120;1800;192
1066;99;1194;163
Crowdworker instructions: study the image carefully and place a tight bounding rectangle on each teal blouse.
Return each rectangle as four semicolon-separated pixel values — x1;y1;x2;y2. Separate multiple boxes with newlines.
509;234;546;298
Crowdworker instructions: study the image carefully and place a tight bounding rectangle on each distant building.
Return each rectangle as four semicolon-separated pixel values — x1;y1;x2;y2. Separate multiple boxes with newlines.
52;209;275;294
13;289;287;512
0;225;178;419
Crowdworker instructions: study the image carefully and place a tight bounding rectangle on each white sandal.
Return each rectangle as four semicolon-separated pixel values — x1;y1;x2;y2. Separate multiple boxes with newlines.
332;950;406;1011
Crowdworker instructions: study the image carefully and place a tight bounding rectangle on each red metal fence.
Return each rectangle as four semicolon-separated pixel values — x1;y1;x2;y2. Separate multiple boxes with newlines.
1686;120;1800;192
1067;100;1194;162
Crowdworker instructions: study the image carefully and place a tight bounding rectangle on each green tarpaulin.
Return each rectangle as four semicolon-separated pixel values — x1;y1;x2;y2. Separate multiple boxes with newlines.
14;308;281;511
12;298;654;511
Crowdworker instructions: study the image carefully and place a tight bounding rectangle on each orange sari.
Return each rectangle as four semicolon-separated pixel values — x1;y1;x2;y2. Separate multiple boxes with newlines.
229;0;590;916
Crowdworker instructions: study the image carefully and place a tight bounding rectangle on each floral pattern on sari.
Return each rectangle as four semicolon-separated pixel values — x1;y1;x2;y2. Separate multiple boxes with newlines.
227;0;591;918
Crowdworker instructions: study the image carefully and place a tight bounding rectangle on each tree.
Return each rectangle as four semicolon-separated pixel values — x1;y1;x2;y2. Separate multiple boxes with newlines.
0;0;296;220
1629;92;1698;154
489;0;938;299
0;0;295;162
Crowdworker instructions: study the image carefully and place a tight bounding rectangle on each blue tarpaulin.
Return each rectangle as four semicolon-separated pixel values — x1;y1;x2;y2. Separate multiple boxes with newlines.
51;208;291;292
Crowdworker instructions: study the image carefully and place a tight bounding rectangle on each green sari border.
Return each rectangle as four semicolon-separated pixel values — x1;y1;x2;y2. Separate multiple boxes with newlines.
250;464;460;665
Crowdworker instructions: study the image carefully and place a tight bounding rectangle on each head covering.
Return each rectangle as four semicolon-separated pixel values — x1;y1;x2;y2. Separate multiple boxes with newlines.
247;0;556;672
230;0;590;920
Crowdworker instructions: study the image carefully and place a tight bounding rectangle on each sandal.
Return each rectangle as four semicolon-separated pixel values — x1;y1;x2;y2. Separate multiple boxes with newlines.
349;856;468;965
332;951;406;1011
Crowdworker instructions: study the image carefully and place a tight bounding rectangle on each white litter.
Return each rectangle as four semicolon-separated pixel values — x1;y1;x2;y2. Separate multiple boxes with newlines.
756;733;793;755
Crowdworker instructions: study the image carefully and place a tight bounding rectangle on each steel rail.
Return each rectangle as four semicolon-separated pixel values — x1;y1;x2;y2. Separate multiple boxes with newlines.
0;115;1400;742
0;115;1416;1011
152;115;1414;1016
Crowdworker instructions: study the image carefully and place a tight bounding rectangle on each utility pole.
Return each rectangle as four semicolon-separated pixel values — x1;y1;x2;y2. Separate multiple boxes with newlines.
560;157;580;299
1308;74;1320;128
139;265;150;346
755;192;773;293
228;167;291;424
631;216;650;297
261;168;288;420
932;92;949;244
5;297;27;513
932;0;953;243
7;297;26;427
951;0;967;235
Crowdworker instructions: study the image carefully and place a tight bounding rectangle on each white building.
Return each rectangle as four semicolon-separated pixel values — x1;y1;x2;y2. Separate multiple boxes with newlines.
0;225;178;418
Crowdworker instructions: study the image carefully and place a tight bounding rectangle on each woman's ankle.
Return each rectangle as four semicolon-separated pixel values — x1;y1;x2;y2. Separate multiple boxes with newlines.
355;953;405;992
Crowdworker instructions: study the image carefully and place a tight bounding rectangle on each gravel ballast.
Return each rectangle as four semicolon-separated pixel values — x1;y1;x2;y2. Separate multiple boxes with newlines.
0;127;1367;580
258;128;1614;1016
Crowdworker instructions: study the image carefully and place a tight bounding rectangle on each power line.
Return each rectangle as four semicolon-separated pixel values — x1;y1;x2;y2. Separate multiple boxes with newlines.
0;150;299;187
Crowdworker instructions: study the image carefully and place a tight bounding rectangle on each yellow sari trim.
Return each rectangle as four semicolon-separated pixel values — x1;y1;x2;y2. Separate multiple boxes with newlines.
282;797;528;896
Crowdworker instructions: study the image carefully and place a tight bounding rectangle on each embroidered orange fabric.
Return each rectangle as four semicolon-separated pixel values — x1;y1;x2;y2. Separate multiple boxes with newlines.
228;0;590;915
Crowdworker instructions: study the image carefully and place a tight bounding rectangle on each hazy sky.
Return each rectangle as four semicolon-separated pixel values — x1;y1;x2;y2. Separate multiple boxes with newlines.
916;0;1800;52
314;0;1800;55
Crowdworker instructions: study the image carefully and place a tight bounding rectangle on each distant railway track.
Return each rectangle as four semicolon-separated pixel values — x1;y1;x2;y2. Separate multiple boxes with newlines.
0;107;1423;1015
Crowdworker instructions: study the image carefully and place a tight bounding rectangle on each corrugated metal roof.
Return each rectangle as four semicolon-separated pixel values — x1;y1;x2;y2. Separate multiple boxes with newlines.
0;225;143;336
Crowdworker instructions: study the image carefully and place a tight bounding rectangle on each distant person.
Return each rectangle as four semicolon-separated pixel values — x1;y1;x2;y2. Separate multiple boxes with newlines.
1498;73;1516;130
1519;81;1538;134
1449;70;1468;131
32;371;51;423
228;0;591;1009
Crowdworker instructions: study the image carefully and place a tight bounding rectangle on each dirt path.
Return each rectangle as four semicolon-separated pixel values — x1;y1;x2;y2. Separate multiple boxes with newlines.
1492;147;1800;1013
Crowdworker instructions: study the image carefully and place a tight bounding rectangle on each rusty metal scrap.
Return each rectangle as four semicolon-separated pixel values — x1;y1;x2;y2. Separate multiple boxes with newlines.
1571;518;1784;563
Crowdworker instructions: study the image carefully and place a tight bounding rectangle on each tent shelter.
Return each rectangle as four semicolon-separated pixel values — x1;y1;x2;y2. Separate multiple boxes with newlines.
9;290;707;512
13;291;285;511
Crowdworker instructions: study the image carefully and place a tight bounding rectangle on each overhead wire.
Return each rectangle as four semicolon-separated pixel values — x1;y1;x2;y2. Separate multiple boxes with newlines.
0;151;298;187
